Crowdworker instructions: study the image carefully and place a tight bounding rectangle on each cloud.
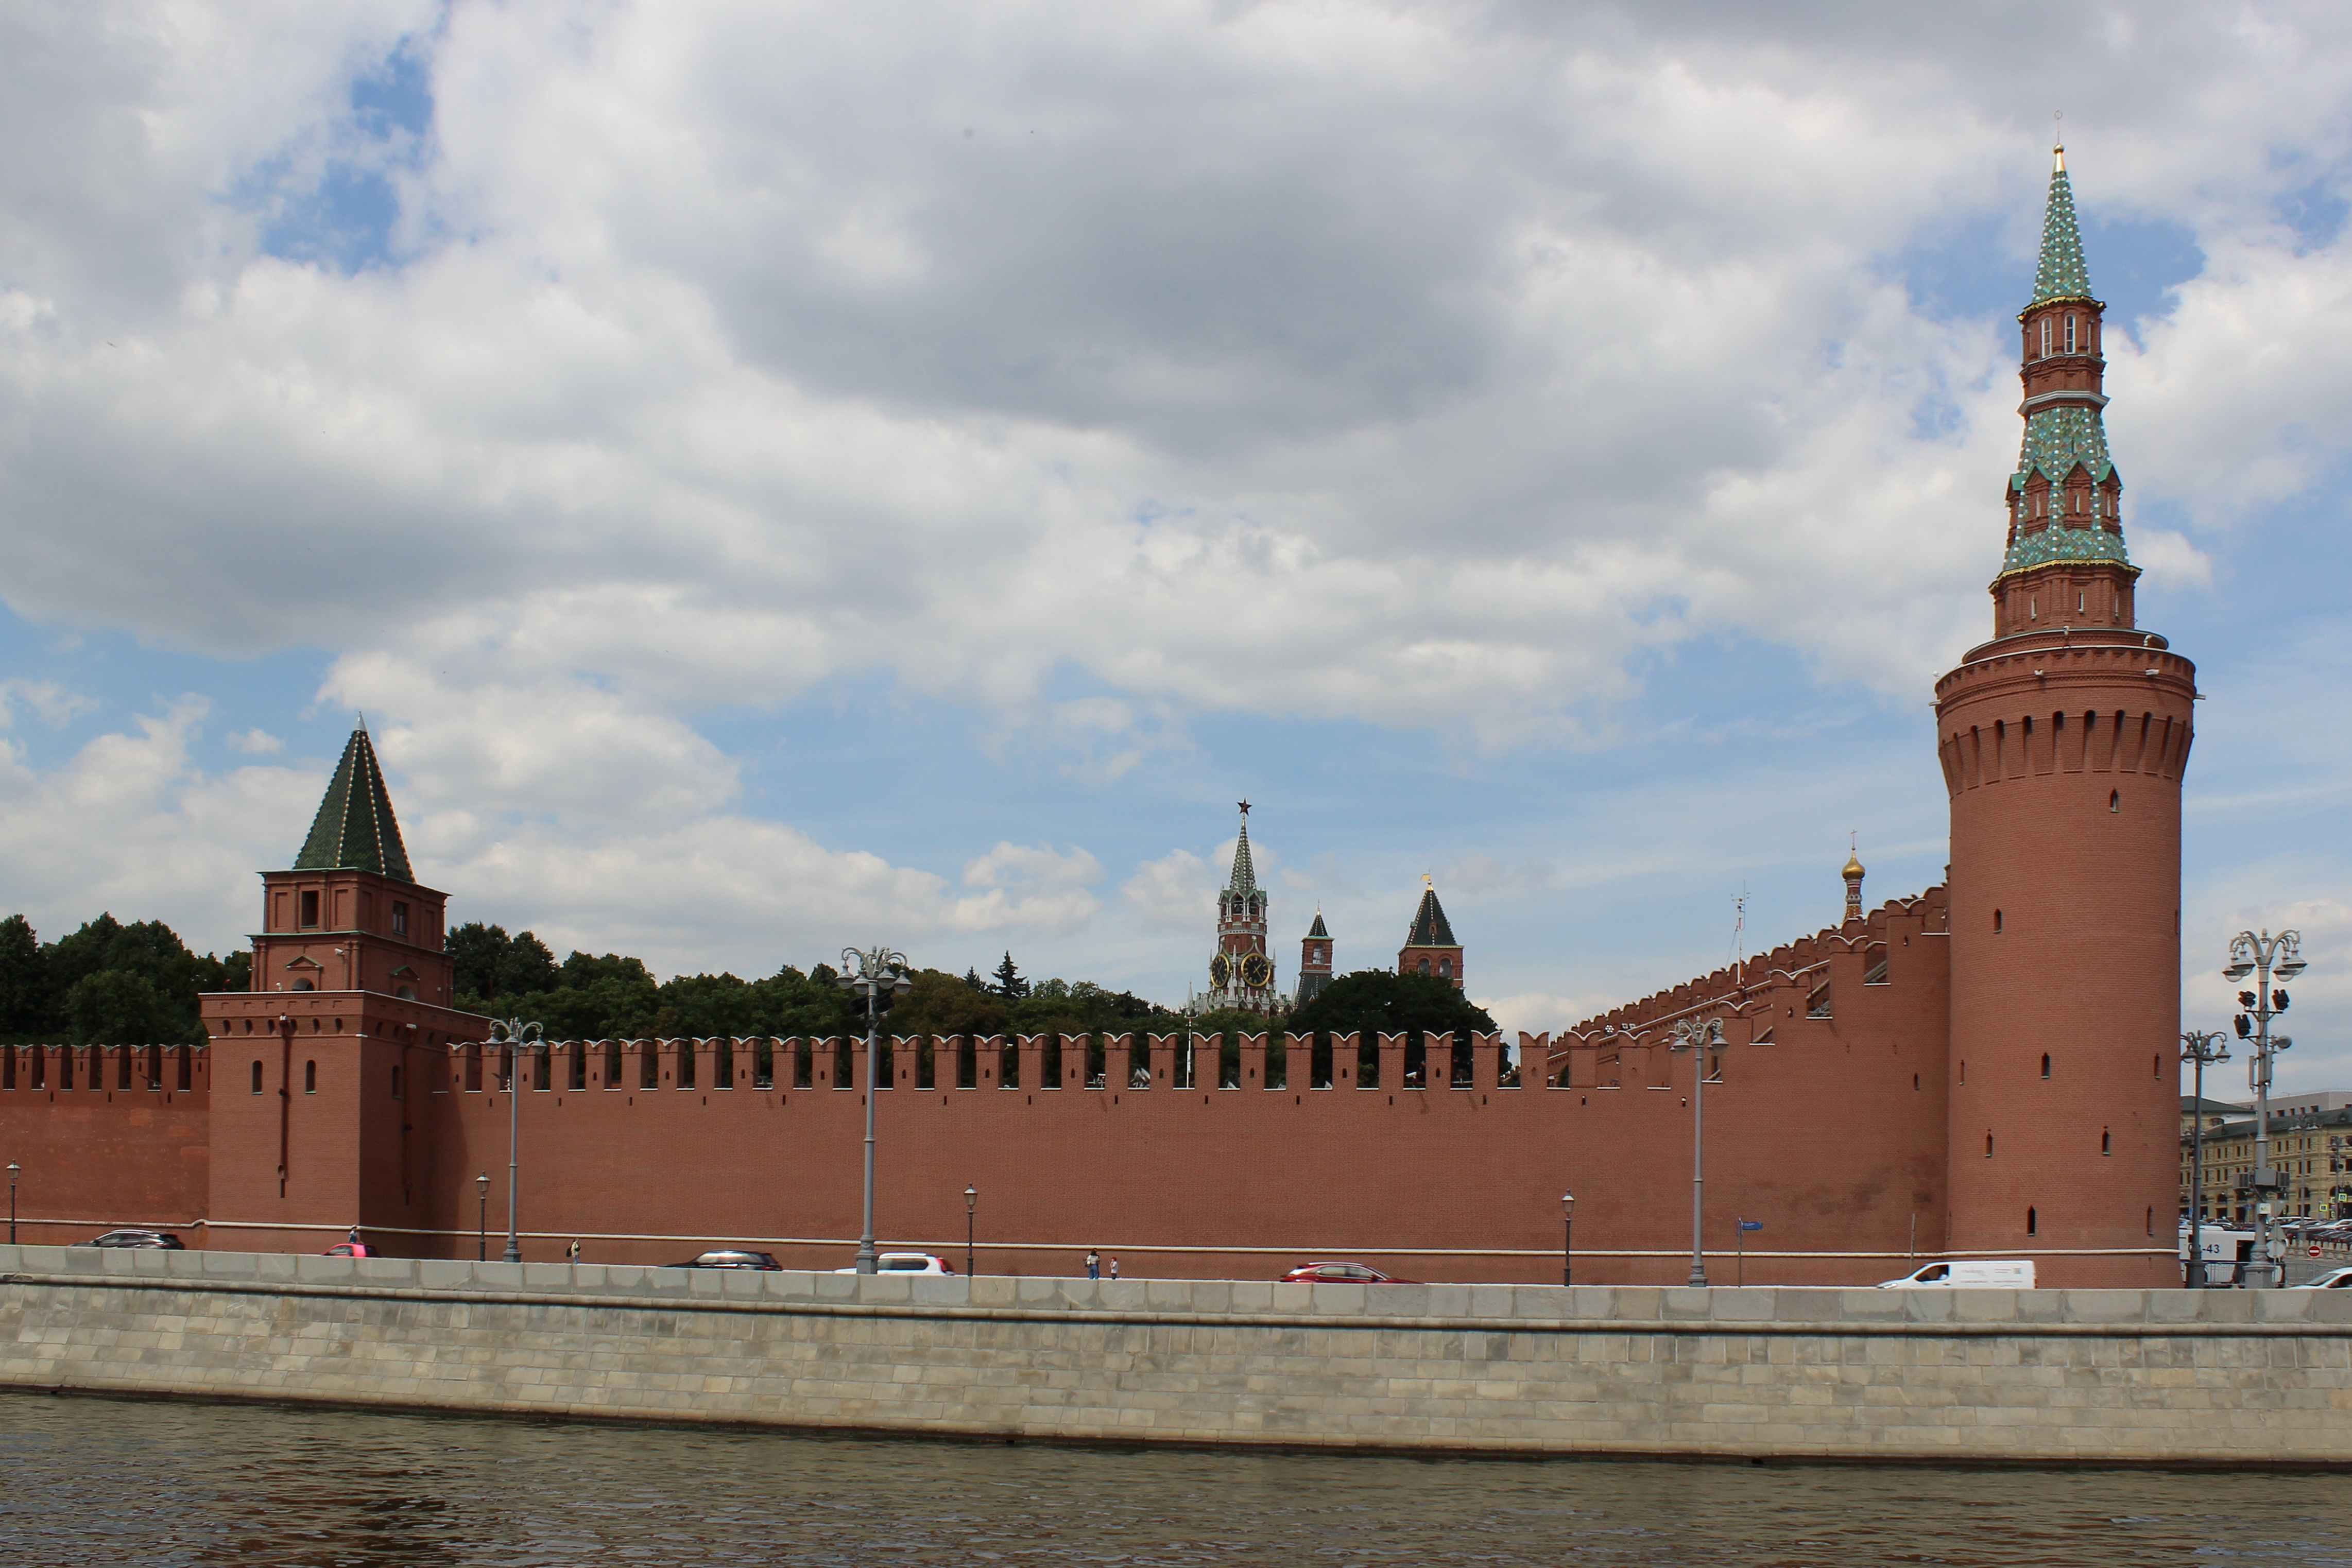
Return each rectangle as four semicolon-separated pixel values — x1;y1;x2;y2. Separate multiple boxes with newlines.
226;728;285;754
1122;848;1215;932
0;680;96;729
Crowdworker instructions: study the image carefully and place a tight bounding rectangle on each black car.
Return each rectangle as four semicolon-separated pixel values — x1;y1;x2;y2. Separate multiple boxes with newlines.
671;1249;782;1270
72;1229;185;1249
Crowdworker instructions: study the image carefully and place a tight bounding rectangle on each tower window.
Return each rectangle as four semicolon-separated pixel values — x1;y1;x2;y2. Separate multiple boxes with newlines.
2041;1053;2051;1079
304;1060;316;1093
1438;958;1451;977
2039;318;2052;357
2065;314;2076;353
390;1065;402;1099
1994;909;2003;934
391;901;407;936
2109;790;2120;814
251;1061;264;1094
2102;1127;2111;1155
299;890;318;928
2027;1206;2037;1236
1986;1131;1995;1157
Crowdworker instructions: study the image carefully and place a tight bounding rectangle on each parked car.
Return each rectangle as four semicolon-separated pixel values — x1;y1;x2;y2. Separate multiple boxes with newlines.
672;1249;784;1270
1280;1261;1419;1284
2290;1267;2352;1290
833;1252;956;1274
322;1242;375;1257
71;1229;185;1249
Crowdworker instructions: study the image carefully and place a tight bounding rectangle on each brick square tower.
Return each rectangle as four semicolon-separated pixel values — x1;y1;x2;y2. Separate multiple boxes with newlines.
1935;141;2193;1286
202;727;488;1250
1397;877;1463;989
1296;910;1334;1006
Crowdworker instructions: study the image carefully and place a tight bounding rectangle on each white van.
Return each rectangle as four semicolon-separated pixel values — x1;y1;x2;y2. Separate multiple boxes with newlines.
1876;1259;2036;1289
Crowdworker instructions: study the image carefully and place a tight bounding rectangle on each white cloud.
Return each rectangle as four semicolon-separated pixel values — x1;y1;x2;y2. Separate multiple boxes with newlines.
225;727;284;754
1122;848;1215;932
0;680;96;729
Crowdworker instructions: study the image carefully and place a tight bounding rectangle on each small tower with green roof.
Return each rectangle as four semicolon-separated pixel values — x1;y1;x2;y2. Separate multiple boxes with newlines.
201;724;489;1255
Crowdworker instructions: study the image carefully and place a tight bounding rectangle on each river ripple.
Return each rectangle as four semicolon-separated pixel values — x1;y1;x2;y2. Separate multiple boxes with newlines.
2;1392;2348;1566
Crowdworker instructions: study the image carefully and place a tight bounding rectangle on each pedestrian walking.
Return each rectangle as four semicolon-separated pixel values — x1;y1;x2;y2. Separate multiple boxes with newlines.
567;1238;581;1263
1108;1257;1120;1280
1085;1249;1101;1279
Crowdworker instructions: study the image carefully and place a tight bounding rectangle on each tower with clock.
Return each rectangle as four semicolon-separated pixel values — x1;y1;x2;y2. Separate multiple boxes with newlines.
1203;801;1279;1012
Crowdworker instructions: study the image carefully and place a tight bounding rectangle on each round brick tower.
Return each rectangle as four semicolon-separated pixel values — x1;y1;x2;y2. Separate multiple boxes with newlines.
1936;141;2195;1287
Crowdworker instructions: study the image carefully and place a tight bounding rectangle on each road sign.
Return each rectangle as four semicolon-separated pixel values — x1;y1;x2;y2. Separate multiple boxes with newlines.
2312;1245;2323;1257
1737;1219;1763;1232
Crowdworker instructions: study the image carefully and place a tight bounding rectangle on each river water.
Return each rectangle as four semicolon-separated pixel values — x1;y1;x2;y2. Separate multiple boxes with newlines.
3;1393;2348;1566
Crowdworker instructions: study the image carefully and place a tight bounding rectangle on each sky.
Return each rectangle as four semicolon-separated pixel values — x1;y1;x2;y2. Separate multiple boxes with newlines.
0;2;2347;1093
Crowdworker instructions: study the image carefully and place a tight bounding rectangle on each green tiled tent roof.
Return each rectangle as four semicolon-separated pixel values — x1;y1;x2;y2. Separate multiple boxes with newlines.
1405;886;1456;948
2031;156;2093;305
1307;910;1329;939
294;728;415;882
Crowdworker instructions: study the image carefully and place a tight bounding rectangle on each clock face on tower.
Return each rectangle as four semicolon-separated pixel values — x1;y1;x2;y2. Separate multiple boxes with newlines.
1209;952;1232;988
1240;952;1274;989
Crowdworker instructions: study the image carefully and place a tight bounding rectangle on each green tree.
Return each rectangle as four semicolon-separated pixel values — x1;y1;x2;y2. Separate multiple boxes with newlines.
447;921;512;1003
62;969;192;1045
886;969;1011;1037
1285;970;1496;1041
990;951;1030;1000
0;915;44;1036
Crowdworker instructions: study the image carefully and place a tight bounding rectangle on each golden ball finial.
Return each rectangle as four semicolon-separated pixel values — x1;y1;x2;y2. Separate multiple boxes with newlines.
1843;850;1865;880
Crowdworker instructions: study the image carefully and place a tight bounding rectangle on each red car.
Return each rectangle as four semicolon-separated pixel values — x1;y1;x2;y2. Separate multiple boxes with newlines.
323;1242;375;1257
1281;1261;1419;1284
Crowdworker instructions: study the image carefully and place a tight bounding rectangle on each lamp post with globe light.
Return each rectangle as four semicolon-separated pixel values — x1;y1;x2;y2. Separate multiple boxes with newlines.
1560;1191;1576;1287
1670;1017;1728;1287
485;1018;542;1264
475;1171;489;1262
2224;930;2305;1288
2179;1029;2229;1286
965;1185;978;1279
837;947;913;1275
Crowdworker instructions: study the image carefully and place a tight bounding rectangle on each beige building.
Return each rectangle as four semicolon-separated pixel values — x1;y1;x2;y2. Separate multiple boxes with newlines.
2181;1098;2352;1224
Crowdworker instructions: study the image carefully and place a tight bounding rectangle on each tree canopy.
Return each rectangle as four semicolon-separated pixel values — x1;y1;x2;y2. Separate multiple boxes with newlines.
0;912;249;1045
1284;969;1497;1040
448;922;856;1040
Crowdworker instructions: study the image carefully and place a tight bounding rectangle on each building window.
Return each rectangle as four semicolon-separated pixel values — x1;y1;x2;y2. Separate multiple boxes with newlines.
2039;318;2052;357
304;1060;316;1093
2102;1127;2111;1155
251;1060;264;1094
391;901;408;936
291;978;314;991
2065;314;2076;353
390;1065;402;1099
2027;1207;2038;1236
1438;958;1451;978
2041;1053;2051;1079
1994;909;2003;934
2110;790;2120;813
300;890;319;928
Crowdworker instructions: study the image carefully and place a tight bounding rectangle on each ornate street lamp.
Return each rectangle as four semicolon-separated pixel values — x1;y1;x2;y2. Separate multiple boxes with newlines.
486;1018;543;1264
2224;931;2306;1288
475;1170;489;1262
837;947;913;1275
1670;1017;1728;1287
1560;1190;1576;1287
2180;1029;2230;1287
965;1184;978;1279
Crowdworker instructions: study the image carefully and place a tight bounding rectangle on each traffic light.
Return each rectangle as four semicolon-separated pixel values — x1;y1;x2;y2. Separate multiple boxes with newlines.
2274;990;2290;1012
2235;1015;2253;1038
2239;991;2258;1009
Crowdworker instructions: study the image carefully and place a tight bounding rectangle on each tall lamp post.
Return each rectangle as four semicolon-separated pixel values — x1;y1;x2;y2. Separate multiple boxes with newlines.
2225;929;2305;1289
475;1171;489;1262
837;946;913;1275
1670;1017;1727;1287
7;1162;17;1245
965;1184;978;1279
2180;1028;2230;1287
486;1017;542;1265
1560;1190;1576;1287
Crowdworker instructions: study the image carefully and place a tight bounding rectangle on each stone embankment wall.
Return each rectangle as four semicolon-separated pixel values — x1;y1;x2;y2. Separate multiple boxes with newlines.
2;1246;2346;1464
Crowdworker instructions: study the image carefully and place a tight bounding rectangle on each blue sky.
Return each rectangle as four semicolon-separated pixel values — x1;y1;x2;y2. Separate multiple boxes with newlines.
2;2;2348;1093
